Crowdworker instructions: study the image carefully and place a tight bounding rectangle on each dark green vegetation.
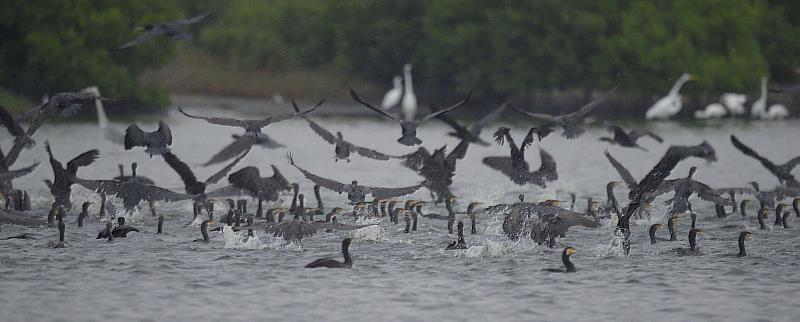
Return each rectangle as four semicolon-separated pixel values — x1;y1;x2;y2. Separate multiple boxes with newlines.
1;0;799;111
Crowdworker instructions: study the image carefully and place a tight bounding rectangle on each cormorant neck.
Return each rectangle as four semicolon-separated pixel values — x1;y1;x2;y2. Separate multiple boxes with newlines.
342;241;352;265
793;198;800;218
649;225;658;244
691;213;697;229
562;251;575;273
314;186;323;210
689;232;697;250
741;201;748;218
58;221;65;242
131;164;137;177
201;221;210;241
668;220;677;241
738;236;746;256
775;205;785;226
118;164;124;177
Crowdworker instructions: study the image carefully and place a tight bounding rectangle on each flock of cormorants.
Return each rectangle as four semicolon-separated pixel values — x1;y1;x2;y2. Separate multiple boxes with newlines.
1;13;799;272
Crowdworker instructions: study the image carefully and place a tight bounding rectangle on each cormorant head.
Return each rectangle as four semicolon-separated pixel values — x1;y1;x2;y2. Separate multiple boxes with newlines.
749;181;760;191
336;131;343;140
688;167;698;178
564;247;576;257
351;180;358;186
740;231;753;241
652;223;663;230
447;195;459;204
467;202;484;212
518;194;525;202
332;207;344;214
82;202;92;211
118;217;125;226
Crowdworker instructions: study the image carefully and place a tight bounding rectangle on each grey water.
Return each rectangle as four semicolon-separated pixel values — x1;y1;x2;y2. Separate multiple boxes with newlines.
2;107;800;321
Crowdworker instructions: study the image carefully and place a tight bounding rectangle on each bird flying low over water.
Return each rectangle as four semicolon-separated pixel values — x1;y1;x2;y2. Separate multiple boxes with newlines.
433;102;507;146
291;100;390;162
119;12;211;49
510;84;619;140
179;99;322;165
730;135;800;188
124;121;172;156
0;105;34;148
44;141;100;209
350;89;471;146
599;124;663;151
286;152;425;203
483;127;557;186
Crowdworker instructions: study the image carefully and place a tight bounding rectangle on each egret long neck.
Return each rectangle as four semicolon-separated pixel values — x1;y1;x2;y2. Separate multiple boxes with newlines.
669;76;689;96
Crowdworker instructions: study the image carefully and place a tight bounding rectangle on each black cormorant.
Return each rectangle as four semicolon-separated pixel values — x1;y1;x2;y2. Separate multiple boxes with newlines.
675;228;704;256
544;247;577;273
510;84;619;140
350;88;470;146
433;102;507;146
124;121;172;156
44;140;99;209
599;124;663;151
737;231;752;257
305;238;353;269
445;221;468;250
730;135;800;187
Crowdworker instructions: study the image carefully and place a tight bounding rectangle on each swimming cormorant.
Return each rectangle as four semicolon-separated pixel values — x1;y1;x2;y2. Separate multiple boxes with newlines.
111;217;139;238
757;208;770;230
77;202;91;227
124;121;172;156
305;238;353;269
510;84;619;140
675;228;704;256
737;231;752;257
48;220;67;248
445;221;468;250
194;219;214;243
119;12;211;49
544;247;577;273
350;88;471;146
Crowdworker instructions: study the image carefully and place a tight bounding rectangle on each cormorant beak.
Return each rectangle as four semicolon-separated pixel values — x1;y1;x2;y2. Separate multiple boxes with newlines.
611;181;621;187
566;247;576;256
745;234;753;241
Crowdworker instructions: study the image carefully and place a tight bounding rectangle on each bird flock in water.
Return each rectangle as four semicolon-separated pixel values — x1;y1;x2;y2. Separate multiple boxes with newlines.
1;13;799;271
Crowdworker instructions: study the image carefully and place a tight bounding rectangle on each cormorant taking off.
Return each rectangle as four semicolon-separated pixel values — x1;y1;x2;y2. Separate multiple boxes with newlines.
599;124;663;151
287;153;424;203
44;141;100;209
119;12;211;49
124;121;172;156
292;100;390;162
179;99;322;166
75;163;193;210
484;127;557;186
224;165;292;202
161;148;250;203
0;104;34;148
350;88;471;146
433;102;508;146
651;167;733;215
510;84;619;140
616;141;717;254
730;135;800;187
305;238;353;269
396;140;469;203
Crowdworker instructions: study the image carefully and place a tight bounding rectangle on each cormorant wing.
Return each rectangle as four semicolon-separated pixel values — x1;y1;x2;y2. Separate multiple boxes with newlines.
162;151;201;191
521;127;537;149
66;149;100;176
782;156;800;173
43;141;63;174
606;124;628;140
156;121;172;146
572;83;619;118
119;32;157;49
124;124;146;150
227;166;263;195
730;135;784;180
363;182;425;199
482;156;517;179
603;151;637;190
203;135;255;167
76;179;193;203
532;148;557;181
509;104;560;123
259;99;323;127
176;12;210;25
419;93;472;124
471;103;507;137
628;129;663;143
446;139;470;161
0;161;39;181
397;147;430;172
179;108;250;128
692;180;732;205
350;143;391;161
350;89;401;123
205;148;250;184
715;187;757;195
286;153;350;194
305;117;337;144
0;105;31;146
651;179;678;197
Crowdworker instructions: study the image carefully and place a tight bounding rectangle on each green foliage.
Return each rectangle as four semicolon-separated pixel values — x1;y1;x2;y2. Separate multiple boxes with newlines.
0;0;187;109
196;0;800;100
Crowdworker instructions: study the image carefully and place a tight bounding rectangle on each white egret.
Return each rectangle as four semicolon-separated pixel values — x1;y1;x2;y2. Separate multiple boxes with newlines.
381;75;403;109
401;64;417;121
645;73;697;120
